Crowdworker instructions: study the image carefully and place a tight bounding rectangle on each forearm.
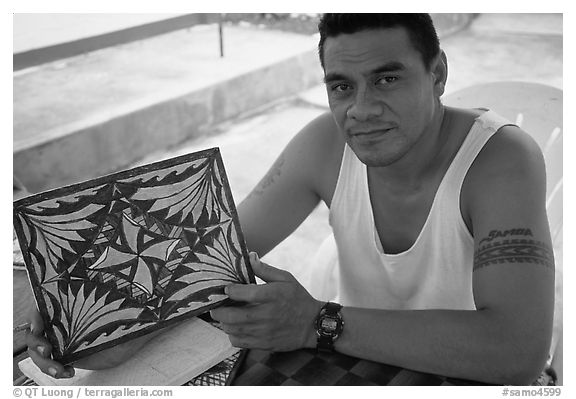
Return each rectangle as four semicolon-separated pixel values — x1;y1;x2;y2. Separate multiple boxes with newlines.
317;307;550;385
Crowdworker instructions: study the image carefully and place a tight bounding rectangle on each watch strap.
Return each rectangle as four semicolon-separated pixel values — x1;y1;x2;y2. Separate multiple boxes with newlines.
323;301;343;314
317;334;336;352
315;302;343;352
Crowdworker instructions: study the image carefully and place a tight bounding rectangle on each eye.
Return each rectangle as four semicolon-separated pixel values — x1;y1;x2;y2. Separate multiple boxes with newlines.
330;83;351;93
375;76;398;85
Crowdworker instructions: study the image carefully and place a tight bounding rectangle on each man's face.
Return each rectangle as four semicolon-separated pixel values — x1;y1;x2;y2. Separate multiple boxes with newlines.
323;27;441;167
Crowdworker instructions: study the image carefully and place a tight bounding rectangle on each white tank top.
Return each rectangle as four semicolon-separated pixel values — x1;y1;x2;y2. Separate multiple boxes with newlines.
329;110;514;310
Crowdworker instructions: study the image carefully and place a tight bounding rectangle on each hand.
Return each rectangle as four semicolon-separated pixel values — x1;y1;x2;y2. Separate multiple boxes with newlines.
26;308;159;377
26;308;75;378
210;252;323;351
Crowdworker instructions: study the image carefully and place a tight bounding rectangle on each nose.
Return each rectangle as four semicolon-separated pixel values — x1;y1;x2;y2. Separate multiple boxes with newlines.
346;87;383;121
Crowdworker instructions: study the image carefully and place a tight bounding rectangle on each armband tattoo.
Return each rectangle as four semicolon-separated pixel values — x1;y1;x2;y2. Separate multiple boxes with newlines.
473;228;554;271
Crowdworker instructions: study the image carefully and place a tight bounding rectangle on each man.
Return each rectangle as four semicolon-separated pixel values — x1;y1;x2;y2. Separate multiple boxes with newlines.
27;14;555;385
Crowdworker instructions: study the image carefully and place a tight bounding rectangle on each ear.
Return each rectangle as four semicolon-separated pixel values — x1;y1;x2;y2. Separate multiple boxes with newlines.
431;50;448;97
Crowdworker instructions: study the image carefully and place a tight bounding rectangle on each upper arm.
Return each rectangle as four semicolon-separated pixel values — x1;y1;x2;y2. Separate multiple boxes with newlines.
464;126;555;360
238;112;342;256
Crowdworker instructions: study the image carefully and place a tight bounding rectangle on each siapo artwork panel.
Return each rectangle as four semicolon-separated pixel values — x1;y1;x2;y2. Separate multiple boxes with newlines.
13;148;254;363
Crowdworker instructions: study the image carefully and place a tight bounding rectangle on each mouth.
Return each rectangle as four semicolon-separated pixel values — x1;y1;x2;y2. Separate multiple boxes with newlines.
350;127;396;138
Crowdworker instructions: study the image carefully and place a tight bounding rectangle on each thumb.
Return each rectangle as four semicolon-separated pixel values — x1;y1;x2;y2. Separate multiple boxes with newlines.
28;307;45;335
249;252;293;283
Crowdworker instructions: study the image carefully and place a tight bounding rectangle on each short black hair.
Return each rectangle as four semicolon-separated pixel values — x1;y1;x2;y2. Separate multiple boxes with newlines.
318;13;440;70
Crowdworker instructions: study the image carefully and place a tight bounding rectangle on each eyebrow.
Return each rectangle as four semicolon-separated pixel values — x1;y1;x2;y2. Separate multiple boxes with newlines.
323;61;406;84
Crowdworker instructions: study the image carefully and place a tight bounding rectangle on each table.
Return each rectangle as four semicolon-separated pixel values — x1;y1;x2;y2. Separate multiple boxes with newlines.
232;348;489;386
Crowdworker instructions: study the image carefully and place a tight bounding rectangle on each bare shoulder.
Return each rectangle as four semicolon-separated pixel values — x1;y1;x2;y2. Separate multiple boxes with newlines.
461;123;547;231
292;111;343;157
477;124;544;173
287;111;345;203
464;125;546;194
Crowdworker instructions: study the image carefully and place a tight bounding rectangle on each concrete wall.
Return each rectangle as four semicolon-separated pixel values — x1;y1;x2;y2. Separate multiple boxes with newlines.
14;50;320;192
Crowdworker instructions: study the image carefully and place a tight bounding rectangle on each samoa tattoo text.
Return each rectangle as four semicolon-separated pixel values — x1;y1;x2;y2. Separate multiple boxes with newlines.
473;228;554;271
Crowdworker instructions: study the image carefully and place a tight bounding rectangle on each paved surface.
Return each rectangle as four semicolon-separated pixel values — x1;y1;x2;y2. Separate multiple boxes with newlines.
13;22;322;192
132;13;563;282
13;13;563;284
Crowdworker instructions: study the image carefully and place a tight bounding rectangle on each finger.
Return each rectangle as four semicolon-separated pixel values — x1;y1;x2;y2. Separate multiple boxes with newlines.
27;347;74;379
219;322;262;337
228;334;252;349
211;304;266;324
227;333;259;349
28;308;45;335
26;332;52;359
225;282;282;303
211;306;250;324
227;333;273;351
249;252;293;283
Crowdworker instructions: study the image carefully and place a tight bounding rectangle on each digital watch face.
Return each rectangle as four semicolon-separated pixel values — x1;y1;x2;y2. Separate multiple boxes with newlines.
321;317;338;332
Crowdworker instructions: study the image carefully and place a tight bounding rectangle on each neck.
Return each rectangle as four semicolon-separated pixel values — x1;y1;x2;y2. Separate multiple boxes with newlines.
370;103;450;188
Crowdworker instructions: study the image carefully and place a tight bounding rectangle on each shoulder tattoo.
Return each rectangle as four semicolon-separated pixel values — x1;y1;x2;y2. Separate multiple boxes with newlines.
473;228;554;271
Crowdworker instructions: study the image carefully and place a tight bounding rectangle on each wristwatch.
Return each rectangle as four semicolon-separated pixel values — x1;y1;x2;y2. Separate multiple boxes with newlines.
314;302;344;352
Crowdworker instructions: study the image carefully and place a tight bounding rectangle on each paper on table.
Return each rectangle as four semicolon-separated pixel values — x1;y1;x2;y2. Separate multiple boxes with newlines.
19;317;238;386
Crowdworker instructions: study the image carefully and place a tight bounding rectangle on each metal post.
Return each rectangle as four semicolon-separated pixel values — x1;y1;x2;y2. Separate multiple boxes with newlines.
218;14;224;58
